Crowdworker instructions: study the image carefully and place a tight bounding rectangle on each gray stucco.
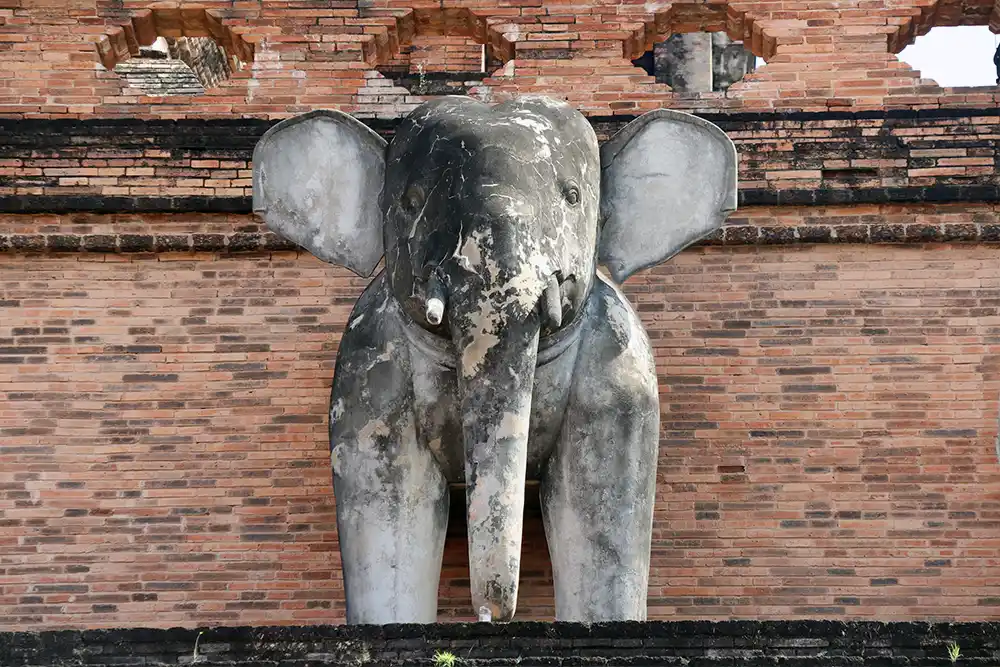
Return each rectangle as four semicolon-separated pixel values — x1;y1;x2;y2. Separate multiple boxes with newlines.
655;33;713;92
253;110;386;277
650;33;756;92
252;96;738;623
599;109;738;283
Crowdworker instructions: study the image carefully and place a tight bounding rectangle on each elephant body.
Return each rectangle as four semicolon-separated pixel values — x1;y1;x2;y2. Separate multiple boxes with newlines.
252;96;738;623
331;269;658;622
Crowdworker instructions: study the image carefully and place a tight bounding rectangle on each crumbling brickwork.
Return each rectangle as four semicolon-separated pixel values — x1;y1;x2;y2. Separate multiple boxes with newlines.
2;0;1000;631
1;0;999;117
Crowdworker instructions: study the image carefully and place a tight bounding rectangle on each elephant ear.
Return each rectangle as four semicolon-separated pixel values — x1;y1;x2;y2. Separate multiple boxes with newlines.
598;109;737;283
253;109;387;277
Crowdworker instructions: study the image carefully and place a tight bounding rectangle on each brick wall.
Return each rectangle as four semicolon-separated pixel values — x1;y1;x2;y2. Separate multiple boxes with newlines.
2;225;1000;629
3;0;1000;634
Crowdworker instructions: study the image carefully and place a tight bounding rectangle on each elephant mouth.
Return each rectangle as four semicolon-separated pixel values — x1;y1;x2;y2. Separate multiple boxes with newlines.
419;267;577;334
399;270;585;368
401;300;585;369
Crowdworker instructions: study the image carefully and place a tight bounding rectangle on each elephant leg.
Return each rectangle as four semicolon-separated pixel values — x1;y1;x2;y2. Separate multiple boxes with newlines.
330;283;450;624
333;415;448;624
541;278;660;621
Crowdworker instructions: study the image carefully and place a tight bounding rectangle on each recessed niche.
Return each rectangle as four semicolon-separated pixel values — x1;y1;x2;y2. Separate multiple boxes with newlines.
632;32;757;92
112;36;232;96
377;37;502;95
96;8;253;96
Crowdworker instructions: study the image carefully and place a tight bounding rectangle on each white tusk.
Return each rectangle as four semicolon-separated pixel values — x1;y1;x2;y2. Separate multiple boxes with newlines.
542;273;562;329
426;297;445;326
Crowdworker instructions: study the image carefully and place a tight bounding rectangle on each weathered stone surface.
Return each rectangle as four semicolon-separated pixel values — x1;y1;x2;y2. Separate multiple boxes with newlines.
655;33;713;92
113;58;205;97
4;621;999;667
111;36;233;96
642;33;755;92
253;96;737;624
711;33;757;91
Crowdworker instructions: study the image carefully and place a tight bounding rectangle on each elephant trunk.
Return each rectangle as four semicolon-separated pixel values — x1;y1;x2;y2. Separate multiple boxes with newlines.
448;268;545;622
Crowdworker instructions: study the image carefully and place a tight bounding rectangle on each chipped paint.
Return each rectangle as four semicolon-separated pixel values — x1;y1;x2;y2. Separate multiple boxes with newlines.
356;417;391;444
460;314;501;378
455;231;482;271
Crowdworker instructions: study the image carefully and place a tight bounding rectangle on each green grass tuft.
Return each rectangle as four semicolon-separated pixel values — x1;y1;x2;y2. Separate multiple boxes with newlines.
947;641;961;663
433;649;459;667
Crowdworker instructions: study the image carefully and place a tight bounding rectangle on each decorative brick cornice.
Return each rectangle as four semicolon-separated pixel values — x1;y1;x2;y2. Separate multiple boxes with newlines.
2;221;998;255
95;7;256;72
4;106;1000;149
4;184;1000;216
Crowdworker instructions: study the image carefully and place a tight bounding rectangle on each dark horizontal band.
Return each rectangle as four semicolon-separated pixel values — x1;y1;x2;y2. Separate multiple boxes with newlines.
0;231;294;254
1;222;996;255
3;106;999;149
0;196;252;214
739;185;1000;206
3;619;1000;658
3;184;999;215
2;108;998;216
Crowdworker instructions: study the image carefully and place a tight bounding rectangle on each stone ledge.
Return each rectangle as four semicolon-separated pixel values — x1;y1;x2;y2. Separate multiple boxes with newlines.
2;186;999;216
1;621;997;666
3;107;1000;152
2;223;999;255
0;232;293;254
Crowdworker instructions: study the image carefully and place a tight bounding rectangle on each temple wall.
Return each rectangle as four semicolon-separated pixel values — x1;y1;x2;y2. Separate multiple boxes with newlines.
2;0;1000;631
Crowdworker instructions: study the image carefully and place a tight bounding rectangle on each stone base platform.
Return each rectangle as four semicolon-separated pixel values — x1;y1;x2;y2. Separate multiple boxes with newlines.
3;621;999;666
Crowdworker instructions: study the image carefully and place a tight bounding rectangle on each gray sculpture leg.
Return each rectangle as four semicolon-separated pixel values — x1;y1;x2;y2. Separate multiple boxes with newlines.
541;278;660;621
330;284;450;624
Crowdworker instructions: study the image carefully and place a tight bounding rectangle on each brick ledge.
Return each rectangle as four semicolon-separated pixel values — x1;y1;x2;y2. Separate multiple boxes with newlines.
2;186;999;217
2;223;999;255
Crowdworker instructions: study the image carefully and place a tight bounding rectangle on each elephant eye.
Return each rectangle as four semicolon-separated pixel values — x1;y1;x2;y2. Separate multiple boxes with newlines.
564;184;580;206
402;184;425;214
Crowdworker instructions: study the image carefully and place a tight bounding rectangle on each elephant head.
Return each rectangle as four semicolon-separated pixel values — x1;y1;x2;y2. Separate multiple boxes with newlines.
253;96;737;622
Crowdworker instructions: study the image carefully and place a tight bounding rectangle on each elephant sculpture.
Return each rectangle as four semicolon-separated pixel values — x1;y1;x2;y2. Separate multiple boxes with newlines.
252;96;737;624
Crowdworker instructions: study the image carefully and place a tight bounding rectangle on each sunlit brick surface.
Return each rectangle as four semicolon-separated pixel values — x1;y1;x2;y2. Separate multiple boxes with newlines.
2;235;1000;627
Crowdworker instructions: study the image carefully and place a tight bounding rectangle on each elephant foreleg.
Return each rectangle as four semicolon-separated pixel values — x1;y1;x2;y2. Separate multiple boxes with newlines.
330;287;449;624
541;282;660;621
332;408;449;624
